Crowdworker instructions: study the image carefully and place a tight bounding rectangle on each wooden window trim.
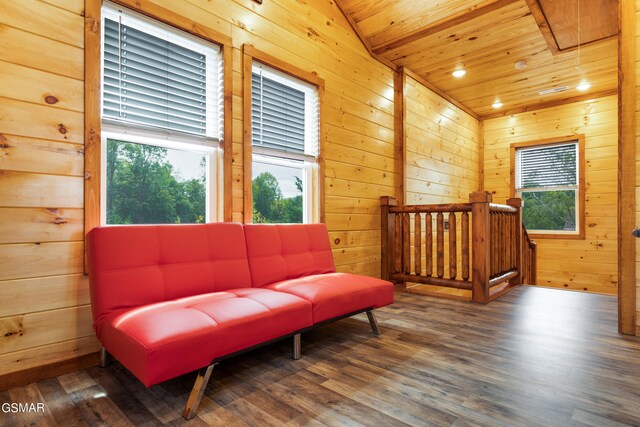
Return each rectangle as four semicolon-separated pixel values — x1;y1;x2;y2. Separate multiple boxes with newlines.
242;44;325;224
509;135;586;240
84;0;234;269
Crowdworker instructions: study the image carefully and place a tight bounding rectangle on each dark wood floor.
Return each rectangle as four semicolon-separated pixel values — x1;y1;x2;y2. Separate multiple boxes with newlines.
2;286;640;427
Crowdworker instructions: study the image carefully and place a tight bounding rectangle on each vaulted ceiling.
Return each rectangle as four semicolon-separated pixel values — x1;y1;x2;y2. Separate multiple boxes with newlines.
338;0;619;118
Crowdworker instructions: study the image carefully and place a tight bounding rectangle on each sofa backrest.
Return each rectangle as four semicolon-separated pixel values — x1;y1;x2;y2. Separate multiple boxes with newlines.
87;223;252;326
243;223;336;287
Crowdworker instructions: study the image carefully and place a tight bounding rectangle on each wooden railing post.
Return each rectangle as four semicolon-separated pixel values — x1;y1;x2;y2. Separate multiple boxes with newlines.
470;191;492;303
530;241;537;285
507;197;523;284
380;196;397;282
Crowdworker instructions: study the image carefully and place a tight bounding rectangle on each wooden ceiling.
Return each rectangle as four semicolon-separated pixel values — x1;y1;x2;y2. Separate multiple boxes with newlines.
338;0;619;118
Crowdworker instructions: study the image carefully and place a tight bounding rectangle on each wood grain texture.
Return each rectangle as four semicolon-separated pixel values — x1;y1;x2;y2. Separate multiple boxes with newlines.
5;287;640;426
339;0;618;117
619;0;636;334
483;95;618;294
0;0;93;380
404;73;480;208
536;0;618;50
634;0;640;335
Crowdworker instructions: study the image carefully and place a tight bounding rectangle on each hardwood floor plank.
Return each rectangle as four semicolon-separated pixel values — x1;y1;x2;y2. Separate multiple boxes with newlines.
37;378;89;427
3;287;640;426
7;383;57;427
0;390;20;427
67;385;134;427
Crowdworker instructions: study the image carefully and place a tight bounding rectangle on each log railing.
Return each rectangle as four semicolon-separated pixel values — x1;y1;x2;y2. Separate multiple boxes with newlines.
380;191;537;304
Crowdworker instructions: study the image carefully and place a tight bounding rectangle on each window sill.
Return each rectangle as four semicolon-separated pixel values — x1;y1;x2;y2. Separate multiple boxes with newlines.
527;232;585;240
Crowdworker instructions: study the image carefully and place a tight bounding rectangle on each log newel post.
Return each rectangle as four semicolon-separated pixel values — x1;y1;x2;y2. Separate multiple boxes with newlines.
507;197;523;285
530;241;537;285
470;191;492;303
380;196;397;282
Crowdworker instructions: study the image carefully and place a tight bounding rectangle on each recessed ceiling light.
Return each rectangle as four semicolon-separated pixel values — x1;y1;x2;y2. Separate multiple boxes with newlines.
515;60;527;70
576;81;591;91
452;69;467;78
492;101;503;109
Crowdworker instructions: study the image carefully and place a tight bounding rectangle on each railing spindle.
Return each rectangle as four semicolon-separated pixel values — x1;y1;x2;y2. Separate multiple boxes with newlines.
449;212;457;279
500;213;506;274
425;213;432;277
437;212;444;278
491;213;498;277
403;213;410;274
414;213;421;275
461;211;469;281
394;213;402;274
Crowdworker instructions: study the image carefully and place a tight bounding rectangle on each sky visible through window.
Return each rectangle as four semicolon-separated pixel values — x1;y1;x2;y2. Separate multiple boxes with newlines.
252;161;301;198
164;150;205;181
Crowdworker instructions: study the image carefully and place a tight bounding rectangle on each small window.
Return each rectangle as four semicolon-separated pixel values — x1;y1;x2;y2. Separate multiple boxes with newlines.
251;62;319;223
100;2;223;224
513;138;584;238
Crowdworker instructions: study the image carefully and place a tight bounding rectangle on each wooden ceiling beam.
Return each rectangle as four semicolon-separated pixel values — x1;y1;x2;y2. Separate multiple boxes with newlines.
372;0;520;55
523;0;560;54
479;88;617;120
334;0;399;72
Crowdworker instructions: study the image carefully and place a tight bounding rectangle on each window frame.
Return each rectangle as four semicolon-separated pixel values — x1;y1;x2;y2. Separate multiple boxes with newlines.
242;44;324;224
100;129;221;225
84;0;233;269
510;135;586;240
99;2;224;225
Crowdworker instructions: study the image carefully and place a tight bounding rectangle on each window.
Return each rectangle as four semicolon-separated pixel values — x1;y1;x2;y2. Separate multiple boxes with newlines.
250;61;320;223
512;136;585;238
100;2;223;224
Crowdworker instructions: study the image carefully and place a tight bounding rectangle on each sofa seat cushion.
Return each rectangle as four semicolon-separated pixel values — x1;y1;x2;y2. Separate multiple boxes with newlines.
99;288;312;387
263;273;394;324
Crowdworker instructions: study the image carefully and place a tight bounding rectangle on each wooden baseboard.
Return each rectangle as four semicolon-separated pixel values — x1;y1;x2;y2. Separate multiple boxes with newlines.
0;352;100;391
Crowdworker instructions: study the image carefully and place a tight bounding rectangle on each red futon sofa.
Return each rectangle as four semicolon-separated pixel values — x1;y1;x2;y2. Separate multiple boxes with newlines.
87;223;393;419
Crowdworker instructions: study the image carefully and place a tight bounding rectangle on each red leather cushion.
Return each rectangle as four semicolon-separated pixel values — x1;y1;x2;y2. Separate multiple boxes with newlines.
100;288;312;386
87;223;252;330
243;224;336;287
263;273;394;324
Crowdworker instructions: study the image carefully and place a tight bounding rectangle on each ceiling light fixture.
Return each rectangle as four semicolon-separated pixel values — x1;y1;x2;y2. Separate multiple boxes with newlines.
452;68;467;78
576;81;591;91
492;101;503;109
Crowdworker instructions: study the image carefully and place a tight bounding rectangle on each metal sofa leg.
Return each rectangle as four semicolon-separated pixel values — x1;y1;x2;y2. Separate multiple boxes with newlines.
366;310;380;336
292;333;301;360
100;346;110;368
183;363;216;420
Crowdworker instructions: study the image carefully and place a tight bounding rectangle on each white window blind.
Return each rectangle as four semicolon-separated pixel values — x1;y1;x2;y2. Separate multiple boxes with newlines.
102;4;222;141
516;143;578;189
251;62;319;157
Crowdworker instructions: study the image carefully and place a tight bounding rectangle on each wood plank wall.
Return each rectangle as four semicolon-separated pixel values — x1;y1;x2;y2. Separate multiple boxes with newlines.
483;96;618;294
635;0;640;333
0;0;403;378
0;0;99;379
404;74;480;205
